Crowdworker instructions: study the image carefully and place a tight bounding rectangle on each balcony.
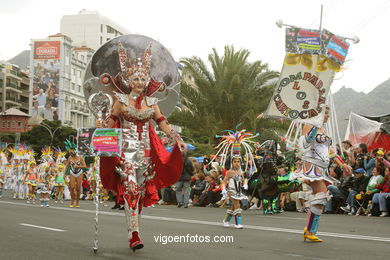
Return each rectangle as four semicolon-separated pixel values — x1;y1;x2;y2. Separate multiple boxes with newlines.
6;69;22;79
5;83;22;93
70;105;90;114
5;96;21;105
21;101;29;108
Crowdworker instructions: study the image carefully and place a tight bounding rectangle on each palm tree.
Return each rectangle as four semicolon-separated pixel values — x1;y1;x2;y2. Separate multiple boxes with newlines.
169;46;284;145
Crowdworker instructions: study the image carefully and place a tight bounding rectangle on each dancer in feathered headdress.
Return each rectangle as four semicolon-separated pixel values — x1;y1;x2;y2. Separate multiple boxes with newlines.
213;125;259;229
24;159;38;204
0;147;8;198
54;148;66;164
9;146;25;199
64;139;86;208
53;148;67;203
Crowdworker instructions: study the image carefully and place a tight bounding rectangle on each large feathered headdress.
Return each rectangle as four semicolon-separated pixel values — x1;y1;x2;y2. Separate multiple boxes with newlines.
64;139;77;151
118;41;152;88
212;124;259;175
41;147;53;162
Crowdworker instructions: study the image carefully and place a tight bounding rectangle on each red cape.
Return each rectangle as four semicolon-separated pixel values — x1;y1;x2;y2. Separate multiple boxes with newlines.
100;124;183;207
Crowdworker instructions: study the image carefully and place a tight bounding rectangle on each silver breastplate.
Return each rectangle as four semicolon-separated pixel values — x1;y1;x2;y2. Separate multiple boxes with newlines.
122;121;151;161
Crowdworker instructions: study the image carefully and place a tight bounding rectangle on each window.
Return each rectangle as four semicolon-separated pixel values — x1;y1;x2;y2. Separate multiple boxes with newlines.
11;121;15;128
71;83;75;90
78;85;81;93
106;25;115;34
7;121;10;128
18;121;21;128
1;120;4;128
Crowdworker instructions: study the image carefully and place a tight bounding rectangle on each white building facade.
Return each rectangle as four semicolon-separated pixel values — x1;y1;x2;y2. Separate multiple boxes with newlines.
60;9;130;51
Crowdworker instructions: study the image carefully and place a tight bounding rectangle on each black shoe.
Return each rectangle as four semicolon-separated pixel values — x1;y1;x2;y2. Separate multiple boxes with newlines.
111;204;120;210
177;204;183;208
119;206;125;210
183;205;188;208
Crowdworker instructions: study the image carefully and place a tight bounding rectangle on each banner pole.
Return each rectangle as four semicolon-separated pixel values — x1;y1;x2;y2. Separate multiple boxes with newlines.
319;4;323;31
93;156;100;253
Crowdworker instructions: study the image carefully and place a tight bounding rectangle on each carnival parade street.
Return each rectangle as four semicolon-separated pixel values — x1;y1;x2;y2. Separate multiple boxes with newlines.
0;191;389;260
3;1;390;259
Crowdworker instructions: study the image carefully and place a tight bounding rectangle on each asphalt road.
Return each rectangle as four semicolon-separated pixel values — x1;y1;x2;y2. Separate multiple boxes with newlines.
0;191;389;260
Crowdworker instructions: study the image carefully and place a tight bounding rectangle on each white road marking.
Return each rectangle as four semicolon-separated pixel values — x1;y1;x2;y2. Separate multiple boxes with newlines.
2;200;390;243
19;223;66;232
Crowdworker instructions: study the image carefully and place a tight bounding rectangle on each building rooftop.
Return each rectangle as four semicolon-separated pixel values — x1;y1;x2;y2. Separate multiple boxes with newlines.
0;108;31;117
73;46;94;52
48;33;72;41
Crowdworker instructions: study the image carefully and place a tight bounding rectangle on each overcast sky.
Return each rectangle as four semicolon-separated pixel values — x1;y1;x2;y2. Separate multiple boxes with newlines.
1;0;389;94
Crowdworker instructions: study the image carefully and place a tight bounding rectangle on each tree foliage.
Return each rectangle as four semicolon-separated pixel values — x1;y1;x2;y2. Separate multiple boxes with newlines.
20;120;77;153
169;46;288;153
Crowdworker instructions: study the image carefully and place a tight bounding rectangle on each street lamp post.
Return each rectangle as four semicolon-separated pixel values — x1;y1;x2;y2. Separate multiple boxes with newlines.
40;122;61;145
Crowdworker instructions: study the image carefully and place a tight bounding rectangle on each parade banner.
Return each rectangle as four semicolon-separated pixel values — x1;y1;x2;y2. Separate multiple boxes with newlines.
321;29;350;66
265;54;335;127
31;40;61;121
77;128;122;157
265;26;349;127
285;27;321;54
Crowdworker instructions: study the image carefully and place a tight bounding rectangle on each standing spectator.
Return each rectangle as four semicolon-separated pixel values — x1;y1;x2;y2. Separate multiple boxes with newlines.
176;153;194;208
341;168;369;215
370;166;390;217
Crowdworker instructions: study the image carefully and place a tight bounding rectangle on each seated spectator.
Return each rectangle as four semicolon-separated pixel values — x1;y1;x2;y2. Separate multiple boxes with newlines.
385;152;390;164
375;149;390;169
162;186;177;205
190;173;206;205
364;166;384;204
197;174;217;207
342;140;353;164
369;166;390;217
297;182;312;212
340;168;369;215
354;143;368;170
280;192;294;212
364;150;376;177
325;165;348;213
